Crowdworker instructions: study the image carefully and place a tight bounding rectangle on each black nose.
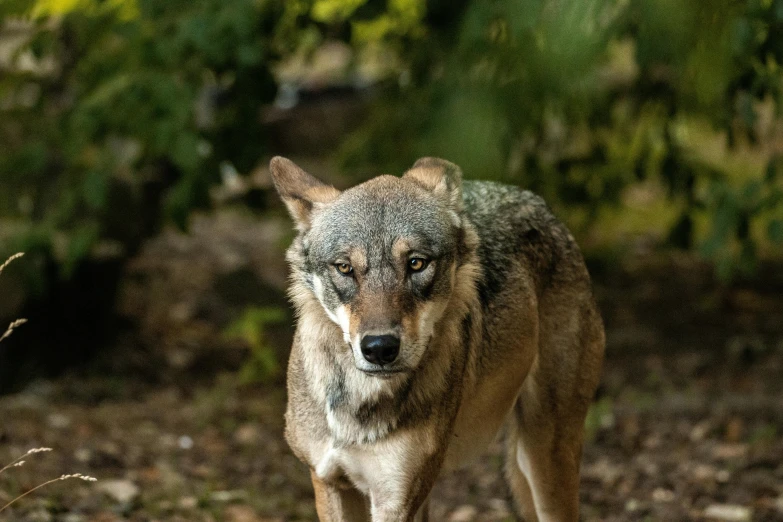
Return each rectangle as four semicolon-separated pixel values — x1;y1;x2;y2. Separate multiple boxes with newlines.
360;335;400;366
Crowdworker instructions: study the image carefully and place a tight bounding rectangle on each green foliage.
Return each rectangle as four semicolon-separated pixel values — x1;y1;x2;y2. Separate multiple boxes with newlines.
2;0;783;286
0;0;280;284
584;396;614;443
223;306;286;384
333;0;783;280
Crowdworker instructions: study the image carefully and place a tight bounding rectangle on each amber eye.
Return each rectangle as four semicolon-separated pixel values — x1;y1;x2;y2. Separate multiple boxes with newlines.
408;258;428;272
335;263;353;275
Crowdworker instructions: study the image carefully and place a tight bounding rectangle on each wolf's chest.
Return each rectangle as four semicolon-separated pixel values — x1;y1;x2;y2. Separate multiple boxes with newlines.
313;437;411;496
314;444;372;493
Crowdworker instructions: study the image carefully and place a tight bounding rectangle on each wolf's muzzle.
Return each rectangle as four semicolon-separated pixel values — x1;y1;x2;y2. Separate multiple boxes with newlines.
360;334;400;366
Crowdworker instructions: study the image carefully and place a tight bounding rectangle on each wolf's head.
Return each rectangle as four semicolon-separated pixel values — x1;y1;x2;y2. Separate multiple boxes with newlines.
271;157;478;378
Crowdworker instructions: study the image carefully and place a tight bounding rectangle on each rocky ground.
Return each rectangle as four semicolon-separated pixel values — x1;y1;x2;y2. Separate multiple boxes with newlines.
2;208;783;522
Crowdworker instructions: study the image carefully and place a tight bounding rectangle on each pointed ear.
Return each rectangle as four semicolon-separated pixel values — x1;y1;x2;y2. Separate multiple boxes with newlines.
403;157;463;210
269;156;341;232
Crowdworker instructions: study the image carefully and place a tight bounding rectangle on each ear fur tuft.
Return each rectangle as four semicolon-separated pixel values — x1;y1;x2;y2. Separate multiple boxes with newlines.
403;157;463;211
269;156;340;231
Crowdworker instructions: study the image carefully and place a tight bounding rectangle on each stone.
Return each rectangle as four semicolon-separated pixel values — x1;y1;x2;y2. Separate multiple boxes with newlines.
97;479;140;503
703;504;752;521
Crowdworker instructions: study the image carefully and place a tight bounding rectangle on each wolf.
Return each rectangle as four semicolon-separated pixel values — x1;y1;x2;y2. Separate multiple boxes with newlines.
270;156;605;522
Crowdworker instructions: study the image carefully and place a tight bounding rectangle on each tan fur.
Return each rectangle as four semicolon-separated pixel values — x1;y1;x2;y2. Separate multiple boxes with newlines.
269;157;341;231
272;156;605;521
404;157;464;211
312;469;370;521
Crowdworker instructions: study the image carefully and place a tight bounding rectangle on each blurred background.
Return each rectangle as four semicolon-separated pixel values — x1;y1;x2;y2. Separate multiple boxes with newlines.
1;0;782;520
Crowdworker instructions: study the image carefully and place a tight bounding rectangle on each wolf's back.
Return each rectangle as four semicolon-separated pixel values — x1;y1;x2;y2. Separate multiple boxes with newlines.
462;180;590;308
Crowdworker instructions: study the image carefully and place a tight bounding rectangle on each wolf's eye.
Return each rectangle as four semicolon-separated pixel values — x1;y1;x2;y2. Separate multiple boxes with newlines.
335;263;353;275
408;258;428;272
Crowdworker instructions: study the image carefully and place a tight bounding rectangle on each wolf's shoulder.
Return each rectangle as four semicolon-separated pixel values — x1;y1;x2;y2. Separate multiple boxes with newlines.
462;180;553;229
462;180;560;249
462;180;583;303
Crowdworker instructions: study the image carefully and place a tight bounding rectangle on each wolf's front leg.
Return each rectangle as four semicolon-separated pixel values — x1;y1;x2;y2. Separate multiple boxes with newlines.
369;482;434;522
368;453;441;522
311;470;369;521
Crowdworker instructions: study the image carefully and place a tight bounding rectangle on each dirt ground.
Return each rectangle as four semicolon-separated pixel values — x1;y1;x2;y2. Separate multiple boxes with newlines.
2;208;783;522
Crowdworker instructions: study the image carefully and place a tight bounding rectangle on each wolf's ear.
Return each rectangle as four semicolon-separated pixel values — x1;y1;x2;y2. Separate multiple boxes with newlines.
404;157;463;211
269;156;341;232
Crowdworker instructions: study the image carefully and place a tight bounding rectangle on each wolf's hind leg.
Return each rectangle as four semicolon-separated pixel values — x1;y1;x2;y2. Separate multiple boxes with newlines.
311;470;369;521
504;419;538;522
510;390;585;522
505;282;604;522
511;311;602;521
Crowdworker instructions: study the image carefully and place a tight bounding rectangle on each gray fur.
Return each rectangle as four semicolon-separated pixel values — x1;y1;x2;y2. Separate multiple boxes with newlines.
271;156;604;522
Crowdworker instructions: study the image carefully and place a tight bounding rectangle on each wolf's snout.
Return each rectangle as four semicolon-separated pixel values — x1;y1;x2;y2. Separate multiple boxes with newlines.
360;334;400;366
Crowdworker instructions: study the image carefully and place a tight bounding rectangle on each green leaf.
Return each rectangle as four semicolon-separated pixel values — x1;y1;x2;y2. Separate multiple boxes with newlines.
170;132;201;173
225;306;286;384
765;159;777;182
83;169;108;211
311;0;367;23
769;219;783;244
702;195;738;256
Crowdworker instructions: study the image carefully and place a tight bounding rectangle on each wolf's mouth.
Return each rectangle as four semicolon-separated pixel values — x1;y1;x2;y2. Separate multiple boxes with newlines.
360;368;405;379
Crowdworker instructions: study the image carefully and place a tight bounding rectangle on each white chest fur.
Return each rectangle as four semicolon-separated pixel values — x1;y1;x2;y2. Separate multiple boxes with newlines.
314;443;373;493
311;426;437;501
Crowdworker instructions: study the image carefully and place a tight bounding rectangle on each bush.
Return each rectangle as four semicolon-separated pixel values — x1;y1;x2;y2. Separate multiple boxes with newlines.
331;0;783;279
0;0;280;283
2;0;782;286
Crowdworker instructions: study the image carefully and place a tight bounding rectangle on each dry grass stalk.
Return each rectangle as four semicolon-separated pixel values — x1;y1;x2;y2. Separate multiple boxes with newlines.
0;447;99;514
0;473;97;513
0;253;27;342
0;318;28;344
0;448;52;476
0;253;98;514
0;252;23;276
